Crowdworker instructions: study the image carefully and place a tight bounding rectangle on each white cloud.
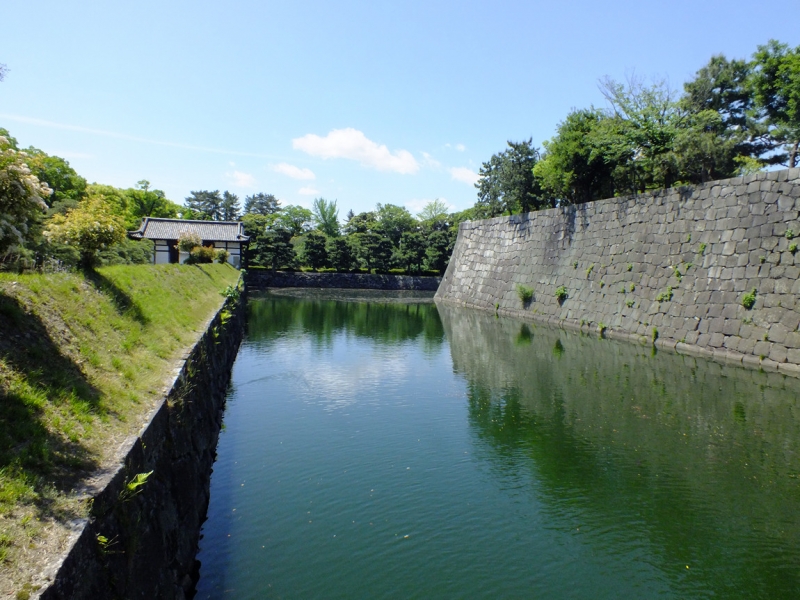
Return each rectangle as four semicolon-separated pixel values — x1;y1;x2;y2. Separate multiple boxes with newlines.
226;170;256;188
449;167;480;185
421;152;441;169
405;198;456;214
298;186;320;195
273;162;316;180
293;128;419;174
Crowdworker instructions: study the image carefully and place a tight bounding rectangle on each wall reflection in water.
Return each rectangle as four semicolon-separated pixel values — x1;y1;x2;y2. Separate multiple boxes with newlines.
438;301;800;598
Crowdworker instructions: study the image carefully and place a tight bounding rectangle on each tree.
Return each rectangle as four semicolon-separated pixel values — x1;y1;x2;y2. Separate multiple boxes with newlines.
598;76;684;190
395;231;426;272
424;229;455;273
244;192;280;215
678;54;776;181
185;190;223;220
375;203;416;246
354;231;392;272
417;199;450;228
327;236;356;271
311;197;340;237
749;40;800;167
343;211;377;235
475;139;547;217
0;135;51;256
534;109;618;204
274;205;313;236
44;194;126;267
252;228;296;270
301;230;329;270
221;191;241;220
24;148;87;209
126;180;179;226
0;64;7;82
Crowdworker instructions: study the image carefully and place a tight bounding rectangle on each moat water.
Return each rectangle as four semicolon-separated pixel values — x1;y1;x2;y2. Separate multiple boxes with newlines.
196;290;800;599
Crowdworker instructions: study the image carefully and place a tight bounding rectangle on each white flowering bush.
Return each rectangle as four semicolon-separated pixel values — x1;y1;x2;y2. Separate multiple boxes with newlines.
45;194;126;266
177;230;202;252
0;135;52;254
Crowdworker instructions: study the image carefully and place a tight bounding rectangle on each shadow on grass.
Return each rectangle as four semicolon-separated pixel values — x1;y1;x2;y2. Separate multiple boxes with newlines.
0;293;101;519
82;267;149;325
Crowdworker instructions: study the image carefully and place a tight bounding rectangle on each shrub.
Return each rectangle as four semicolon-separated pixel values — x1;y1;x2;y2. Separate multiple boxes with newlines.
555;285;568;303
741;288;757;310
790;243;798;254
215;249;230;264
516;284;534;305
187;245;216;264
786;229;795;240
177;231;202;252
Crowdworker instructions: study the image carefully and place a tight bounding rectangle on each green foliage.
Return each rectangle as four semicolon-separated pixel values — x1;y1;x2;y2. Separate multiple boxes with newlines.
534;108;618;203
789;242;798;254
749;40;800;167
44;195;126;267
300;231;329;270
625;298;635;308
353;231;393;273
184;190;223;220
417;199;450;226
585;264;594;278
516;284;534;305
311;198;340;237
244;192;280;216
396;231;427;273
326;236;356;271
275;205;313;236
627;263;633;271
221;191;241;221
785;228;795;240
630;283;635;292
652;327;659;342
215;249;230;264
475;139;550;217
555;285;568;303
598;322;607;336
119;471;153;503
251;228;296;270
423;229;455;273
375;203;416;246
698;242;707;254
187;246;216;264
741;288;758;309
656;286;674;302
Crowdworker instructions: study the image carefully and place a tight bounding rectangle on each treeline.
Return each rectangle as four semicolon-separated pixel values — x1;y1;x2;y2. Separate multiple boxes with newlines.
0;128;461;273
471;39;800;217
241;197;459;275
0;128;187;269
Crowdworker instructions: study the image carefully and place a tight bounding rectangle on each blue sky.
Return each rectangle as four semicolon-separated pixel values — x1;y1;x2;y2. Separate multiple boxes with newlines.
2;0;799;217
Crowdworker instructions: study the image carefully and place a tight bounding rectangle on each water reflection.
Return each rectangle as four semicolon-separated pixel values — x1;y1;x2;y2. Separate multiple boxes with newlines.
438;301;800;598
247;290;444;351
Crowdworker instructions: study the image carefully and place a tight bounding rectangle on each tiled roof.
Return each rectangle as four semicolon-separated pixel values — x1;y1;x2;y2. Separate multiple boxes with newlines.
128;218;249;242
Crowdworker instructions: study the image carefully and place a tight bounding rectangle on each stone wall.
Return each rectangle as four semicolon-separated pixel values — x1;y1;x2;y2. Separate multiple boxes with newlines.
436;169;800;376
247;270;441;291
38;289;246;599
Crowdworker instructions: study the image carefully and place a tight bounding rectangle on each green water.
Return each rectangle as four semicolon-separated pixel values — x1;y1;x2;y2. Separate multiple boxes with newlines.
196;291;800;599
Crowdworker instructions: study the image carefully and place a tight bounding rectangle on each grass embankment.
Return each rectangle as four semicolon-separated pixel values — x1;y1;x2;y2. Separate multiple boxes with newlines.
0;264;239;587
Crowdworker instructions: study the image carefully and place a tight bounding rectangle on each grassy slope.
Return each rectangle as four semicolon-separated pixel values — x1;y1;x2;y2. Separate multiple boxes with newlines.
0;264;240;586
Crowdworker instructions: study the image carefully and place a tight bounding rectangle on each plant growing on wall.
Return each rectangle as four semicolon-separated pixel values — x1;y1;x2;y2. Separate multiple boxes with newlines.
555;285;568;304
656;286;674;302
516;284;534;306
741;288;757;309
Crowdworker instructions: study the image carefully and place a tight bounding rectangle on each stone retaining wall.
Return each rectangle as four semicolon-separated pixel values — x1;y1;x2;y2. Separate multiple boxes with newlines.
247;270;441;290
436;169;800;376
38;288;246;599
